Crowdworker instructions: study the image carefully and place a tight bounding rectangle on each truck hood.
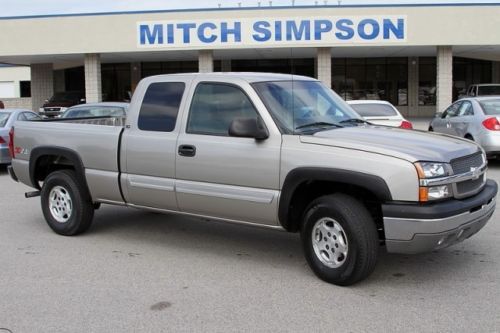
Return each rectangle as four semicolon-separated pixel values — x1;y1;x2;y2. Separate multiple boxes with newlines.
300;126;480;163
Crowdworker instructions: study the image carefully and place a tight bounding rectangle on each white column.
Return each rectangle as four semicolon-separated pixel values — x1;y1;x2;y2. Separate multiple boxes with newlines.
30;63;54;112
436;46;453;114
198;50;214;73
316;47;332;88
84;53;102;103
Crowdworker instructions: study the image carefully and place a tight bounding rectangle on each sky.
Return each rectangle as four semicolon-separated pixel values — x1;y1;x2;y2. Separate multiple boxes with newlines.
1;0;499;17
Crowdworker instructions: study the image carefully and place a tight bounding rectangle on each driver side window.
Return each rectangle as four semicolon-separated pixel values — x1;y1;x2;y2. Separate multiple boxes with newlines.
187;83;259;136
442;102;461;118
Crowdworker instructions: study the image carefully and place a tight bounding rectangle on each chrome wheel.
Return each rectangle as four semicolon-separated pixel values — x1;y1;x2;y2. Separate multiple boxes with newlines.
49;186;73;223
312;217;349;268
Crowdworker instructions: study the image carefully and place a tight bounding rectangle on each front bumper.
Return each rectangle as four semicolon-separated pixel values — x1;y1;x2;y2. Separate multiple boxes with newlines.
382;179;497;254
0;146;11;164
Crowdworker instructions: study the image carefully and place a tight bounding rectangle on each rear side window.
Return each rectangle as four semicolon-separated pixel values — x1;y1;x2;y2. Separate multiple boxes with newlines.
349;103;398;117
138;82;185;132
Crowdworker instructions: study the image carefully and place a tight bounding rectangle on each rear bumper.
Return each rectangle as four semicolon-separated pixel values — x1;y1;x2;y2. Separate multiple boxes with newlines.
7;165;18;182
0;146;10;164
382;180;497;254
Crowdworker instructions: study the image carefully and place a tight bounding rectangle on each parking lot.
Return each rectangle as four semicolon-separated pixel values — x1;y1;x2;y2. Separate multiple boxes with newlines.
0;130;499;332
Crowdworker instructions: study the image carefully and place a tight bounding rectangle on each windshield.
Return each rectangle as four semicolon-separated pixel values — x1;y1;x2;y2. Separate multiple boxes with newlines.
478;86;500;96
0;112;10;127
61;106;126;118
349;103;398;117
252;80;361;134
49;92;82;103
479;99;500;115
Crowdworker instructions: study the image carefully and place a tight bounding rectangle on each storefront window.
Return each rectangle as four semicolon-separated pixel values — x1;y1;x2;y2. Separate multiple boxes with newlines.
231;58;314;77
102;63;131;102
453;57;492;100
332;57;408;106
141;61;199;78
418;57;436;106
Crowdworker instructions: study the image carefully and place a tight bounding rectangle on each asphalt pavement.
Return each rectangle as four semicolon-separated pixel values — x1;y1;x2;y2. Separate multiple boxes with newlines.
1;133;499;332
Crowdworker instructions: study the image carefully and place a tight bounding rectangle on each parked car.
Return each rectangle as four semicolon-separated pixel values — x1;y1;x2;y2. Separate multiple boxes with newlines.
429;97;500;158
465;84;500;97
0;109;41;164
347;100;413;129
39;91;85;118
8;73;497;286
60;102;128;119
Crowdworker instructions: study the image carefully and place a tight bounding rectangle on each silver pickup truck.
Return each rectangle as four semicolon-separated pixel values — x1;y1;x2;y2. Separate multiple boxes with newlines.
8;73;497;285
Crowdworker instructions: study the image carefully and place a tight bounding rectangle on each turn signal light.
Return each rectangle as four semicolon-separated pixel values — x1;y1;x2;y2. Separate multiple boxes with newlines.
482;117;500;131
399;120;413;129
419;187;429;202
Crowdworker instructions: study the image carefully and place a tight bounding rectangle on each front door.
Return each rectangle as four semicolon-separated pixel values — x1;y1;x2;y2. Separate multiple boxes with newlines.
175;81;281;226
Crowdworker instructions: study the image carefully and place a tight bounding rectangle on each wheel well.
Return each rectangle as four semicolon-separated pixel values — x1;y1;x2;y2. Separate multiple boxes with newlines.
465;133;474;140
33;155;76;185
284;180;385;239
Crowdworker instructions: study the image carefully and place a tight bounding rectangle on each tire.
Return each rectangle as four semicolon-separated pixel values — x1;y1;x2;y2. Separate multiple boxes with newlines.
428;127;434;132
40;170;94;236
300;193;379;286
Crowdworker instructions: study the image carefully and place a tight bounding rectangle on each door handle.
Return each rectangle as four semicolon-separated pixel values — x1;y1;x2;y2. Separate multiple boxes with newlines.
178;144;196;157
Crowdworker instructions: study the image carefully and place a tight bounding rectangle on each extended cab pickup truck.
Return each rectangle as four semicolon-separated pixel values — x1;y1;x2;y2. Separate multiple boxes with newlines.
8;73;498;285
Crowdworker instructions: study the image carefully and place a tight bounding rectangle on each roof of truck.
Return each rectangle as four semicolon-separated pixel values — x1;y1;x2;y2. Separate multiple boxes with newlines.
147;72;317;83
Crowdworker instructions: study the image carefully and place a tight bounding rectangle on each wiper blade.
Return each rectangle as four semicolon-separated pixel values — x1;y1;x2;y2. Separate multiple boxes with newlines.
295;122;343;130
340;118;370;124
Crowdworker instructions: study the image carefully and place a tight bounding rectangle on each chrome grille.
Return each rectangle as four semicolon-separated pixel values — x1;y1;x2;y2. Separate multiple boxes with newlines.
450;152;483;174
456;174;485;196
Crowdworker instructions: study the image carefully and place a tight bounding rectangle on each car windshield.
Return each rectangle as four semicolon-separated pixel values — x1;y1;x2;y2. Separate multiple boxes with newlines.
0;112;10;127
349;103;398;117
49;92;81;103
252;80;361;134
478;86;500;96
61;106;126;118
479;99;500;115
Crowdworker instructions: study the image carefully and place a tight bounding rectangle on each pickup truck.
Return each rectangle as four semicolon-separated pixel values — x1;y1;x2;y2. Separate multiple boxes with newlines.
8;73;497;285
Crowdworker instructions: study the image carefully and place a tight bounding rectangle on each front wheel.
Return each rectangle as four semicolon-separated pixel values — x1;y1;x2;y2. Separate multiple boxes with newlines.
301;193;379;286
40;170;94;236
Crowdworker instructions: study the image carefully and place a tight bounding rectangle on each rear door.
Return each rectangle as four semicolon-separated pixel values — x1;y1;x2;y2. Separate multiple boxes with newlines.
434;101;461;135
175;79;282;226
121;78;191;210
449;100;474;137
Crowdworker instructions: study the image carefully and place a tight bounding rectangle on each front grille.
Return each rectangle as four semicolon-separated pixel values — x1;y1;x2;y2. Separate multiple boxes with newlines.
44;107;61;112
450;152;483;174
456;174;485;196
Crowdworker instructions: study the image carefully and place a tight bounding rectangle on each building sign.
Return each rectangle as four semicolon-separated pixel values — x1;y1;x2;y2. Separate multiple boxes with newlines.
137;16;406;48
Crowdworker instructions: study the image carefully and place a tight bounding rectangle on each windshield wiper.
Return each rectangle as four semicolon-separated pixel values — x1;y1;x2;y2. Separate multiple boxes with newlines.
340;118;370;125
295;122;343;130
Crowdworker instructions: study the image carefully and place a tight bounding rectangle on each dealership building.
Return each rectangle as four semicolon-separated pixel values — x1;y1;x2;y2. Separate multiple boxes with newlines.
0;2;499;116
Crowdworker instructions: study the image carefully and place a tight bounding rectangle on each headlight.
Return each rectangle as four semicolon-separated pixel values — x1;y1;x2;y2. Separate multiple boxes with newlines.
415;162;452;202
415;162;448;178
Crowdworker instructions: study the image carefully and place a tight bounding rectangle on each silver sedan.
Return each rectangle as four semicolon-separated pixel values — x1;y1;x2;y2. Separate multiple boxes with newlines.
0;109;41;164
429;97;500;158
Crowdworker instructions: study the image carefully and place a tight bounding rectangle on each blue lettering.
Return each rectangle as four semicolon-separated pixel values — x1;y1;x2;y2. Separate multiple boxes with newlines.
177;23;196;43
286;20;311;41
198;22;217;43
253;21;272;42
221;22;241;42
383;18;404;39
335;19;354;40
358;19;380;40
314;20;333;40
167;24;174;44
275;21;282;41
139;24;163;45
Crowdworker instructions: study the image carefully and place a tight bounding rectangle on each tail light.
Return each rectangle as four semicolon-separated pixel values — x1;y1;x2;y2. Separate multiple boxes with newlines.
8;127;15;158
0;137;5;144
482;117;500;131
399;120;413;129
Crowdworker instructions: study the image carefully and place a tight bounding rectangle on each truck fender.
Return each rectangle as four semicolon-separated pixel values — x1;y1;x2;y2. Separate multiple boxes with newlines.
278;167;392;231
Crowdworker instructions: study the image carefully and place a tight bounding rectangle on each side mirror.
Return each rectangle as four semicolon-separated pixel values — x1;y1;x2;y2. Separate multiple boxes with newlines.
229;117;269;140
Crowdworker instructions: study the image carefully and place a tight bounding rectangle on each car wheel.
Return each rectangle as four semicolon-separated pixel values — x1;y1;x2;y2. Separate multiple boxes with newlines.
40;170;94;236
300;193;379;286
428;127;434;132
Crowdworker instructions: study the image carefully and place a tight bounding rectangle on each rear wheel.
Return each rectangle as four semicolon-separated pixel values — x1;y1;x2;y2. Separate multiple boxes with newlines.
300;193;379;286
40;170;94;236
